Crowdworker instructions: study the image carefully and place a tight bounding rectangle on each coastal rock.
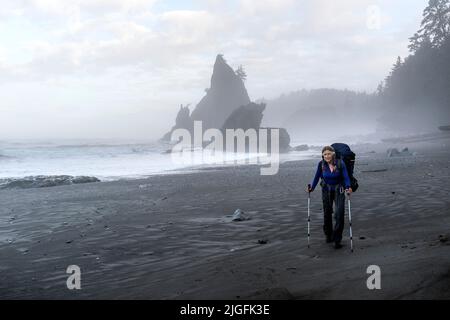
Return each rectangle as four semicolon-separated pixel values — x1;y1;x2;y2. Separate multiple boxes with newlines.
387;148;400;157
261;127;291;153
222;102;266;130
387;148;413;157
0;175;100;189
220;103;291;153
161;104;194;142
293;144;309;151
72;176;101;184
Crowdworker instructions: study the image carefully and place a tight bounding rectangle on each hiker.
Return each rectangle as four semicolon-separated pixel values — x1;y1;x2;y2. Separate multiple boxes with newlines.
307;146;352;249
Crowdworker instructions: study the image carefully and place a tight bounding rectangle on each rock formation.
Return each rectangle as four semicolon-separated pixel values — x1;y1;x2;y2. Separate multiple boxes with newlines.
161;104;194;142
190;54;251;130
0;175;100;189
222;102;265;131
161;54;292;153
260;127;291;153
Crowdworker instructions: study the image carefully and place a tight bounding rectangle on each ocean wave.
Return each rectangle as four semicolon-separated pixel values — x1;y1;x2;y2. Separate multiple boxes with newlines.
0;175;100;189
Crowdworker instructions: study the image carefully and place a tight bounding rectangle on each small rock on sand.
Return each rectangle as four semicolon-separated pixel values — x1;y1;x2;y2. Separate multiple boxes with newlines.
232;209;251;221
387;148;413;157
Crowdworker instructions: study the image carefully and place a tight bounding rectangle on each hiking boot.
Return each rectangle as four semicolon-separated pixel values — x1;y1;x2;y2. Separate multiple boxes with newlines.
334;242;343;249
326;235;333;243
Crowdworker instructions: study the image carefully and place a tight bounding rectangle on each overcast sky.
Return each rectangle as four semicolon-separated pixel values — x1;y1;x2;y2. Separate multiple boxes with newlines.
0;0;428;140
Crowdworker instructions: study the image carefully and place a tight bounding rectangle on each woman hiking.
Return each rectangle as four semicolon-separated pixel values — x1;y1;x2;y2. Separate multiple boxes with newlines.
307;146;352;249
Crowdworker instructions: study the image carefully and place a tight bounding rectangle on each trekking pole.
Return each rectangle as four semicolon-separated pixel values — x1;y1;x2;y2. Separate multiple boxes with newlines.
307;184;311;248
347;192;353;253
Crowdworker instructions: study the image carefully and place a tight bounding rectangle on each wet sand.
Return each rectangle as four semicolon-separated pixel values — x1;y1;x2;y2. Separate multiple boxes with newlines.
1;135;450;299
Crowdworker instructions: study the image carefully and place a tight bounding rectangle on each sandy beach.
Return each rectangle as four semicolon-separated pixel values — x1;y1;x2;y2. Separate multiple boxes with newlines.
1;135;450;300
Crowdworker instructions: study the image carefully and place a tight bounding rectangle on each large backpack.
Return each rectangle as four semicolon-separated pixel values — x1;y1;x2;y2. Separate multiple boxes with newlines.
331;143;359;192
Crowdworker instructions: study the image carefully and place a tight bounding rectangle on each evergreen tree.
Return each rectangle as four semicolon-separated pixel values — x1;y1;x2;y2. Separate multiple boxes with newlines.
235;65;247;82
384;56;403;94
409;0;450;51
376;82;384;96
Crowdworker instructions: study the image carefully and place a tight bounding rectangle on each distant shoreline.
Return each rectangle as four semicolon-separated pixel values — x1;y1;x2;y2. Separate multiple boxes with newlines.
0;130;447;186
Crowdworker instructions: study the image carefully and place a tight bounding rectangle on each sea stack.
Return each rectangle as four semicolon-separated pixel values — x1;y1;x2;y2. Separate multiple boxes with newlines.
161;54;291;153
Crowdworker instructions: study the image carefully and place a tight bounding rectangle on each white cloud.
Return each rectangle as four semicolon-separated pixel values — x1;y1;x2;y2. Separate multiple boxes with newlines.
159;10;225;46
24;0;158;16
2;7;230;81
0;46;7;61
239;0;296;15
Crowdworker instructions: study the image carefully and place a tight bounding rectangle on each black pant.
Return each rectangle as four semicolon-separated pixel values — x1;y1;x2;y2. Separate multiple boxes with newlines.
322;185;345;243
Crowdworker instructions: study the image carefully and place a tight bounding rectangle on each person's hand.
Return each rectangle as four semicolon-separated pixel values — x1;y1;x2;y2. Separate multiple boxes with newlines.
307;185;313;193
345;188;353;195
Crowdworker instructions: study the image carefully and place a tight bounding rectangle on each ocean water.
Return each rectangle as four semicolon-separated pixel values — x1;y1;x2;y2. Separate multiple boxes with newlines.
0;140;320;181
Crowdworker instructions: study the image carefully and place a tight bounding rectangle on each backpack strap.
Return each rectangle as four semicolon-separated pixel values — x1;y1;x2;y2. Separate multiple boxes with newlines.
337;159;345;186
320;160;325;186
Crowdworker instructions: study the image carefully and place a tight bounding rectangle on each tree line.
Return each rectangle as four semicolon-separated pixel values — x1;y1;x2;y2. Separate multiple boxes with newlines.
377;0;450;132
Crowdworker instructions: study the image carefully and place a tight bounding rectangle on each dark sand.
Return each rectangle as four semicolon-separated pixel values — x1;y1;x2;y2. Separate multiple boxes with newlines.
1;135;450;299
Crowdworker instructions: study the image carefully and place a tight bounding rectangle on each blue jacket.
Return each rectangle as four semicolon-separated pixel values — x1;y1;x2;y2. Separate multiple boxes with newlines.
310;159;351;191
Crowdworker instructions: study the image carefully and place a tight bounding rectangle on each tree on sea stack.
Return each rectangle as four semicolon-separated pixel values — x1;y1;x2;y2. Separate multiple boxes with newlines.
235;65;247;82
